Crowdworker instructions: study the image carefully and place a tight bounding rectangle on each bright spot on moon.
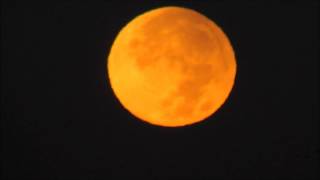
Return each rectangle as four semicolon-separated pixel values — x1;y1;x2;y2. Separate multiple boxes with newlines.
107;6;237;127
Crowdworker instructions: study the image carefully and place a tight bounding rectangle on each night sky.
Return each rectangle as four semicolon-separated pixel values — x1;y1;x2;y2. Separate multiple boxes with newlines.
2;0;319;179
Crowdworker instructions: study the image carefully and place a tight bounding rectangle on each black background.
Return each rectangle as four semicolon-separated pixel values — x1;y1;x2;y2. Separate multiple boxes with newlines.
2;0;319;179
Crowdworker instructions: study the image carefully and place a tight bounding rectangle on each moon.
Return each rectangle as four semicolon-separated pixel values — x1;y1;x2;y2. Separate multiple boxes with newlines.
107;6;236;127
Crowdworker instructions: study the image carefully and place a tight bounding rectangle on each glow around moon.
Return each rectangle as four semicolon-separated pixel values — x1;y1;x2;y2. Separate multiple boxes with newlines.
107;6;236;127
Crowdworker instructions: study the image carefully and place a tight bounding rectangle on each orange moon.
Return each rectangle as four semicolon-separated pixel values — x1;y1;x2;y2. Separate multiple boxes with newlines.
107;6;236;127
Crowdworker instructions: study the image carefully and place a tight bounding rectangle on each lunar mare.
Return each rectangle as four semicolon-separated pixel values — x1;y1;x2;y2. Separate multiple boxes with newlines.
108;6;236;127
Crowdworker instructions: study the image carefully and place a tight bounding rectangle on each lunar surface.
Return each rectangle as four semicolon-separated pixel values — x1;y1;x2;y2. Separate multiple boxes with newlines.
107;6;236;127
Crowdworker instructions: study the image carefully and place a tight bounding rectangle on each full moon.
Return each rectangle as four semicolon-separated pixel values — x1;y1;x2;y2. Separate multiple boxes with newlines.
107;6;236;127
